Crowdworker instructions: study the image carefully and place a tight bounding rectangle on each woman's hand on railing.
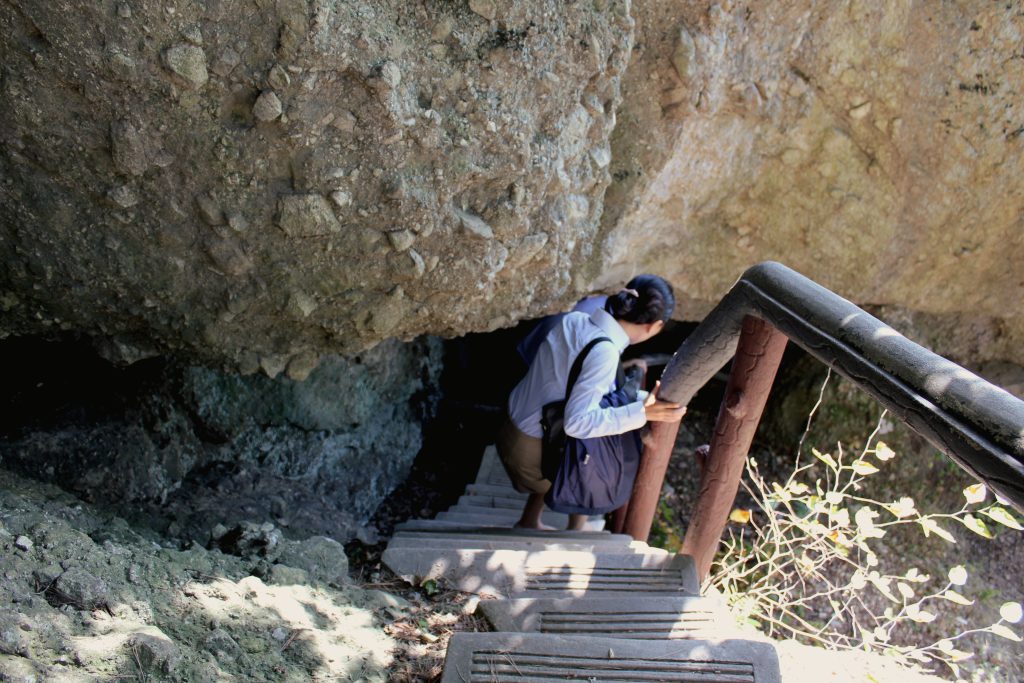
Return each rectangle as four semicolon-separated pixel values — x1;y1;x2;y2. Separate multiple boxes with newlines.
643;381;687;423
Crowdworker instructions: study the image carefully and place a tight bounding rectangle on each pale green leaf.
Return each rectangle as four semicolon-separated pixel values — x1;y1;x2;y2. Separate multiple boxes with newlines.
961;514;994;538
830;508;850;528
920;518;957;543
989;624;1022;642
825;491;844;505
885;497;916;519
941;590;974;606
789;481;810;495
869;573;898;602
851;460;879;476
874;441;896;461
907;607;936;623
855;507;885;538
962;483;987;505
1000;601;1023;624
905;567;929;583
896;582;914;599
981;506;1023;531
770;482;789;502
813;448;838;471
948;565;968;586
855;507;879;530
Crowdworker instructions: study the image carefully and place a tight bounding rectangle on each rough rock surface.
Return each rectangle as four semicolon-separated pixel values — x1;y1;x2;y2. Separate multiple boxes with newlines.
2;0;1022;372
0;0;633;370
0;336;442;544
0;472;399;682
597;0;1024;366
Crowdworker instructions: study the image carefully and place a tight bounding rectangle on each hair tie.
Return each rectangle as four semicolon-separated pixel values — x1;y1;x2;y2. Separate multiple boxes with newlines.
621;288;639;298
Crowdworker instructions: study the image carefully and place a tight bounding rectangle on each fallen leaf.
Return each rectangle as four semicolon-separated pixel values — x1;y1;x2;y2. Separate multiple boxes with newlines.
729;509;751;524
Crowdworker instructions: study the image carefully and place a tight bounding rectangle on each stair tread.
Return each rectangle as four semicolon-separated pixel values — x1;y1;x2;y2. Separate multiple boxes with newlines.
465;483;529;499
436;511;606;531
385;539;641;554
393;525;621;539
478;596;735;638
383;547;690;597
474;445;513;488
397;518;605;532
441;632;782;683
456;494;531;509
442;505;599;521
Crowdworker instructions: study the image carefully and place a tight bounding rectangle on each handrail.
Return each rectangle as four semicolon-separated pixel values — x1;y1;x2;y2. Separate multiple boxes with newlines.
660;261;1024;507
618;261;1024;577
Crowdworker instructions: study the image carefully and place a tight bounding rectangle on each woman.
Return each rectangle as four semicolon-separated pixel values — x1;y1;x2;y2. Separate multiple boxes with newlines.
498;274;686;530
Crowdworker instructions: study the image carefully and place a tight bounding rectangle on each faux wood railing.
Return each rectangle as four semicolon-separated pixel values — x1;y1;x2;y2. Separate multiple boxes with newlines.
616;261;1024;580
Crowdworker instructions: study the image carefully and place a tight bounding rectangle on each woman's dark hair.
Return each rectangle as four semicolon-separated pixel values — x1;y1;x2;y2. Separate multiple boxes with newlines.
605;274;675;324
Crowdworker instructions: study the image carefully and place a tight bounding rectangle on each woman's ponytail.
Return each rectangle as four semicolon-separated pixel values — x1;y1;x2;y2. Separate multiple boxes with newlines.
604;275;675;324
605;288;639;318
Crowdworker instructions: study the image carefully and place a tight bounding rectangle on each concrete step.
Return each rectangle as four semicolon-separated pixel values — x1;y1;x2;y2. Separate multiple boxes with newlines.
465;483;528;499
518;565;697;597
382;548;678;597
474;445;513;488
457;494;527;510
441;632;782;682
395;518;542;532
478;596;732;639
395;519;604;534
442;504;604;525
391;526;623;542
437;510;605;532
386;531;640;554
444;502;605;523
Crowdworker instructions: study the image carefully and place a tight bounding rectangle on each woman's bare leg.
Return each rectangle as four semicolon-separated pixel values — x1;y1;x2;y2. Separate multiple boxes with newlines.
566;514;588;531
514;493;554;530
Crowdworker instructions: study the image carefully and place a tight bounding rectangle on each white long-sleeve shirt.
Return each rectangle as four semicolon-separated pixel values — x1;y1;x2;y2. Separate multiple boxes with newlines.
508;308;647;439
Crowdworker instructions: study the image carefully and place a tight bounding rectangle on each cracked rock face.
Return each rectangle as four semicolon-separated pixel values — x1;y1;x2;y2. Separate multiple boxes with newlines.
0;337;443;542
0;1;633;370
598;0;1024;366
2;0;1022;372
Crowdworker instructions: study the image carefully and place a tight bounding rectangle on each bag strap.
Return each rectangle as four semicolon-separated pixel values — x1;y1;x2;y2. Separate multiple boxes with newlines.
564;336;613;404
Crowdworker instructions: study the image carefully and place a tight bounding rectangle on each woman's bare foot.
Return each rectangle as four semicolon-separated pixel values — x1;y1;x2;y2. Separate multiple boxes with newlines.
514;492;554;530
565;513;588;531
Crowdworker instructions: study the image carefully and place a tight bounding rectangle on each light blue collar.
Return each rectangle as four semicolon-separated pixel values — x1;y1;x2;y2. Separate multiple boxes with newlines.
590;308;630;352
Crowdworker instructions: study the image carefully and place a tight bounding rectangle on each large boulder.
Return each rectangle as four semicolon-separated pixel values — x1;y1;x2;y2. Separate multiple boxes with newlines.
0;0;633;369
2;0;1022;371
597;0;1024;366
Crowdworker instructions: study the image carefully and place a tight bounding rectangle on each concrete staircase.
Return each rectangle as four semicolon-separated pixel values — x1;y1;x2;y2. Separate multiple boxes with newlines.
382;446;781;682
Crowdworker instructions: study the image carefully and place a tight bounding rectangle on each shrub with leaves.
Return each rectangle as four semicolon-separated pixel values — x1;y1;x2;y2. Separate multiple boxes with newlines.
708;375;1023;679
